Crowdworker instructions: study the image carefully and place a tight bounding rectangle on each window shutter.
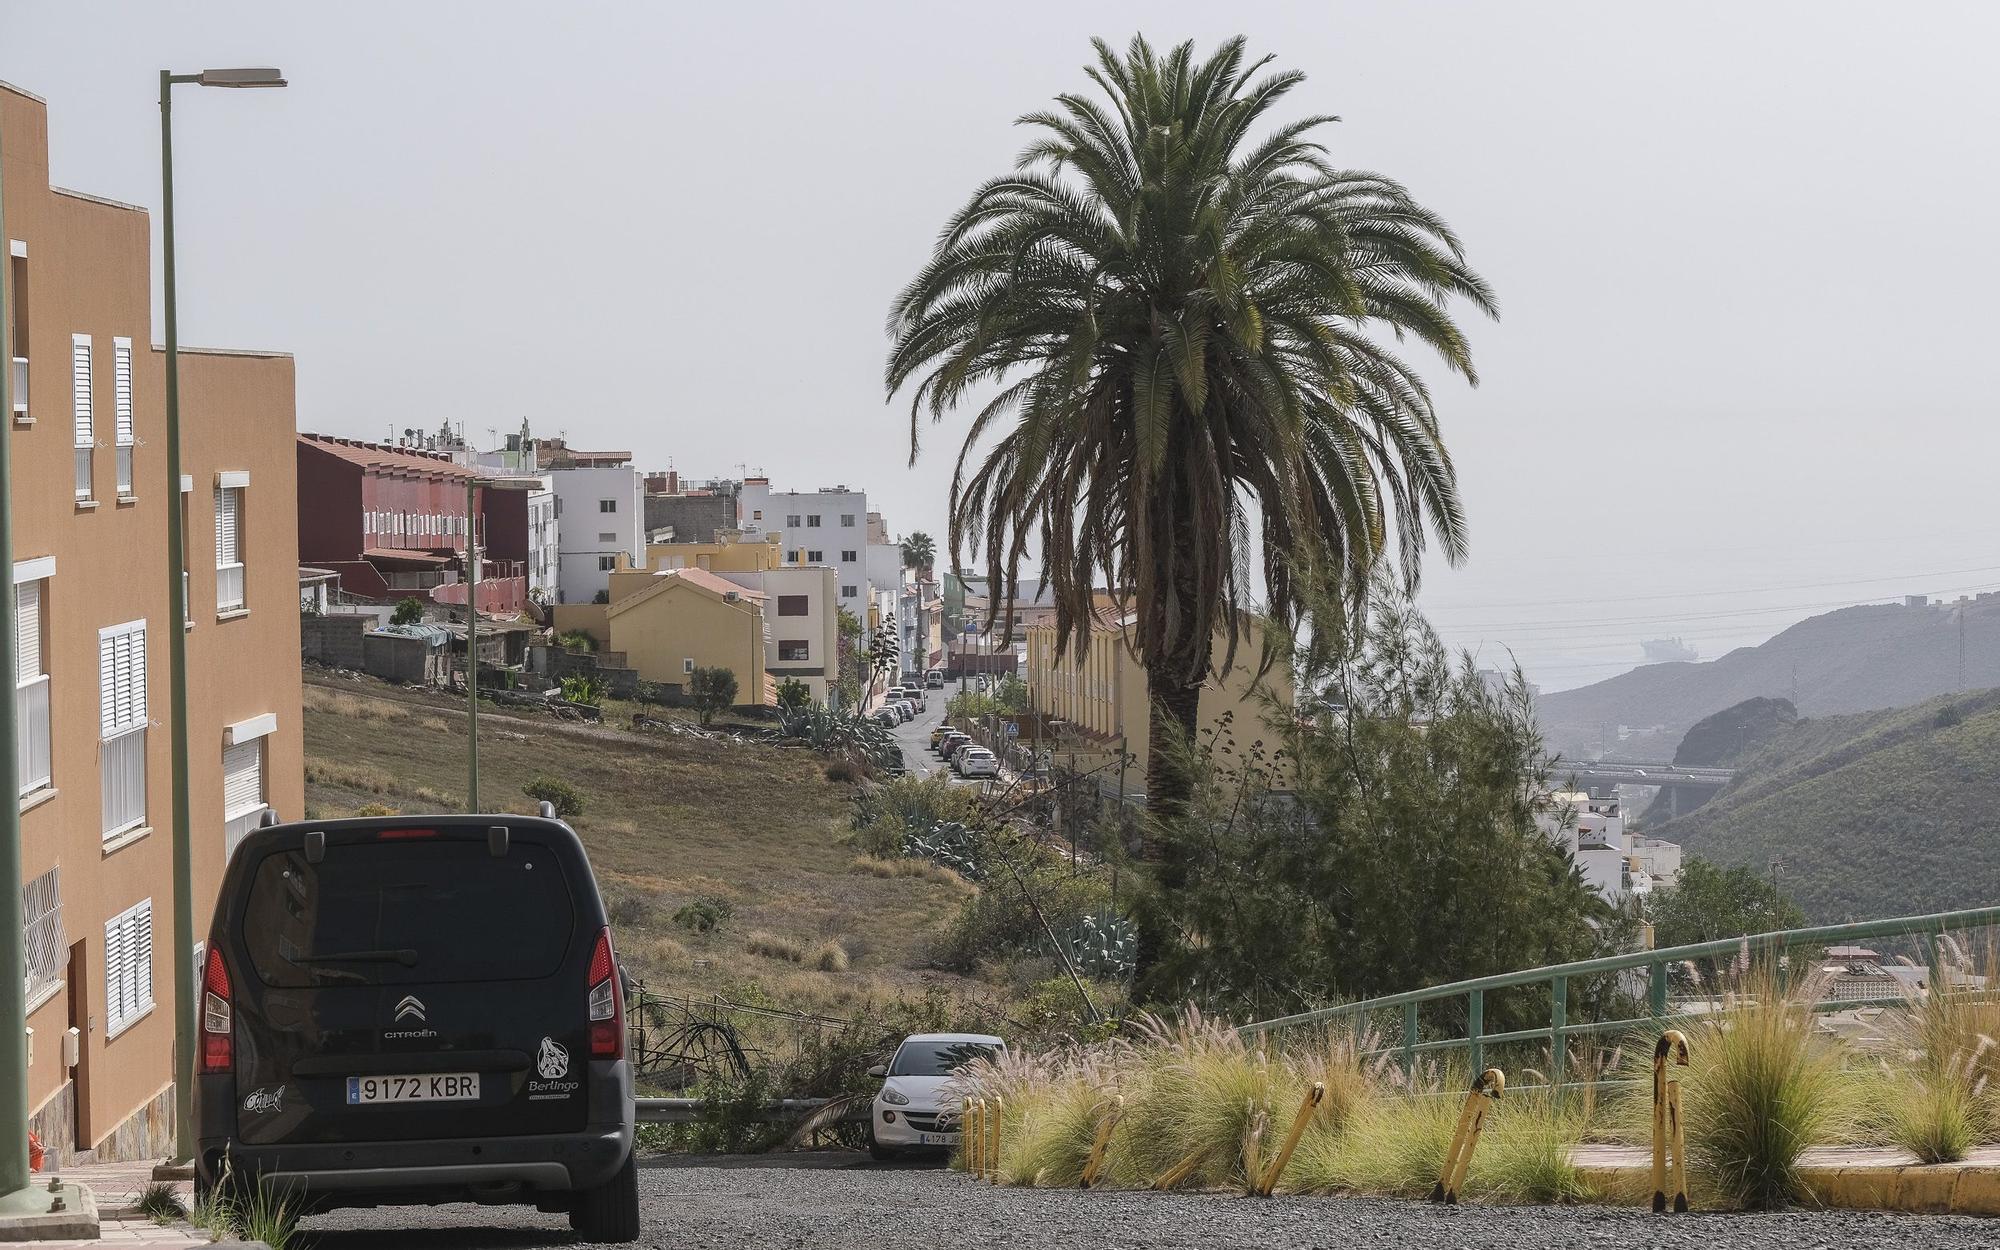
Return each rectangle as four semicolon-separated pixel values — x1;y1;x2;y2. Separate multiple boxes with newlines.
16;581;39;685
134;901;154;1011
71;336;93;447
98;632;117;736
215;488;240;566
223;738;263;815
113;341;134;445
126;626;147;726
104;910;130;1031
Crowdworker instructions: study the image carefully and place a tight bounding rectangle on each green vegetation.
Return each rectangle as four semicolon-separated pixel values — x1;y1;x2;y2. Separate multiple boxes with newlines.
775;677;811;712
1652;688;2000;919
558;673;606;706
390;596;425;626
522;775;585;819
1137;590;1629;1024
689;665;739;725
1646;857;1804;985
136;1182;183;1225
887;35;1491;809
902;531;935;573
776;703;901;775
947;675;1030;720
555;628;598;653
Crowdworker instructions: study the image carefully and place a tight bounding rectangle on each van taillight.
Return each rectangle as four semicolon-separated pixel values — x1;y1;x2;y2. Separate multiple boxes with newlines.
587;928;623;1060
198;947;233;1074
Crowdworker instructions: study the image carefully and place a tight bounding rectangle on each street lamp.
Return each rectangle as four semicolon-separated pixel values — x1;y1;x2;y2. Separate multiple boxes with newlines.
463;475;535;810
160;64;285;1167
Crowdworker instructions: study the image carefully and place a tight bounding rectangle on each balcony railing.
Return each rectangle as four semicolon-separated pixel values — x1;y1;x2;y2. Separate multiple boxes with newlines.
73;446;90;500
15;676;50;795
9;357;23;417
217;562;245;613
100;727;146;839
116;444;133;498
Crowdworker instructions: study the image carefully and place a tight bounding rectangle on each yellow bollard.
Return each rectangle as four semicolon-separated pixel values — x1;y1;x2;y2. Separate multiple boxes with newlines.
1651;1030;1690;1213
1080;1094;1123;1189
1431;1067;1504;1205
988;1095;1003;1184
1254;1082;1325;1197
960;1096;976;1176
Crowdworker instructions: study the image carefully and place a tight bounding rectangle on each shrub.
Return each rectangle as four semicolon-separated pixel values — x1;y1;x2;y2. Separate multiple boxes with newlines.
746;931;806;963
825;759;862;784
559;673;607;706
850;775;986;857
556;629;598;653
672;895;733;934
778;704;901;774
775;677;812;712
809;939;850;972
353;802;398;818
522;776;585;819
1882;1073;1978;1164
689;666;740;726
390;596;425;626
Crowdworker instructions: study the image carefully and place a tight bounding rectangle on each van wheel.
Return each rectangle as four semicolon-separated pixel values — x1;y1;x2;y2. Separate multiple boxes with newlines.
569;1153;640;1243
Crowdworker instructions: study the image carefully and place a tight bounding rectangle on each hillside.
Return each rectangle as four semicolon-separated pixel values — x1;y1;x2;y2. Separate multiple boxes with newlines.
1538;595;2000;759
300;674;979;1022
1644;687;2000;921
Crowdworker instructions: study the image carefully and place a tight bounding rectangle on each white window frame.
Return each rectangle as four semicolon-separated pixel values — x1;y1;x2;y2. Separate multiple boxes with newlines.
14;563;52;797
222;732;268;857
103;898;155;1038
113;337;135;497
215;483;246;613
98;619;148;841
71;334;93;500
597;555;617;572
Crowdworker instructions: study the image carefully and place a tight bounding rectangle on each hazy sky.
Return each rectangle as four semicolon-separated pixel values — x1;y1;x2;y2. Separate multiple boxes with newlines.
8;1;1998;690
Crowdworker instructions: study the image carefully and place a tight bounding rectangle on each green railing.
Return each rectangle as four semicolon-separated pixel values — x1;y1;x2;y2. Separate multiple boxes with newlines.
1238;906;2000;1087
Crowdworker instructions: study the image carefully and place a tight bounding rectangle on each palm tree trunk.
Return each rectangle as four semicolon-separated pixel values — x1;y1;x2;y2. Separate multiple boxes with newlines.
1143;661;1204;814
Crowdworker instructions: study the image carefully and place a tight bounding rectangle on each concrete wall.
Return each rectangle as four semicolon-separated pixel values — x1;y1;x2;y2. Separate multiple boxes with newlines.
550;602;611;647
301;613;367;669
549;465;642;603
645;489;737;544
362;632;438;685
4;78;304;1159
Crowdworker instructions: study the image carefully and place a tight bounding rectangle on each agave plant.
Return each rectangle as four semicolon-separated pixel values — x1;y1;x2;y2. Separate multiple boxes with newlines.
1062;910;1138;981
904;819;987;881
776;704;902;774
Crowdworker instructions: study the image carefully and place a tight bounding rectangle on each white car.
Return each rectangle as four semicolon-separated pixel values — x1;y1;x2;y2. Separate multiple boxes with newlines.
955;748;998;779
869;1032;1005;1160
889;700;914;722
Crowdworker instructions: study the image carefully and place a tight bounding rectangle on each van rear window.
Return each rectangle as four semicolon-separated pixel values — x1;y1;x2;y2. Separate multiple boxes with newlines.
242;840;575;987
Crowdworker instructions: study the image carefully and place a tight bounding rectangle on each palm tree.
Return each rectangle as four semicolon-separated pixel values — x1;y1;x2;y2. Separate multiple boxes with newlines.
886;35;1493;811
903;530;937;574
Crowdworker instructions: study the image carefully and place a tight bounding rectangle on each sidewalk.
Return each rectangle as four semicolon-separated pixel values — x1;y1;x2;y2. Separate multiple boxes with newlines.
23;1159;204;1248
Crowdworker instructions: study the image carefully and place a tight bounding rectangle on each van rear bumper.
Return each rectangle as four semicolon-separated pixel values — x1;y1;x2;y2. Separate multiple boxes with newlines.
197;1123;631;1200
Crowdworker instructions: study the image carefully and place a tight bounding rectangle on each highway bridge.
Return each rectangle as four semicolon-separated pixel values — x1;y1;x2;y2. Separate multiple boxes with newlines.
1548;758;1736;818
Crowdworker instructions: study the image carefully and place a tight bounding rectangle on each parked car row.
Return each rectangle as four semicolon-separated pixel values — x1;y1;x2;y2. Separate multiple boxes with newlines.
870;684;930;726
929;726;1000;778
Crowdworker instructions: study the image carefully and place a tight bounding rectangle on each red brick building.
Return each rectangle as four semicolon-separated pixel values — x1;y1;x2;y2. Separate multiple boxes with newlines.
295;433;528;614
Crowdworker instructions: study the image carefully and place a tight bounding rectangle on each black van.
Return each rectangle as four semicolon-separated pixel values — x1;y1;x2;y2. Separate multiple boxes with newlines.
193;813;639;1242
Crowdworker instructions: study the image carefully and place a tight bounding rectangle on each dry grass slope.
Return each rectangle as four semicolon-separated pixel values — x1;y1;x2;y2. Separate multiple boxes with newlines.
302;676;974;1017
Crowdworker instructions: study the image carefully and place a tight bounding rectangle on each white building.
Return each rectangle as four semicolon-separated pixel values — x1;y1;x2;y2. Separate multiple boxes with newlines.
527;484;559;602
549;464;643;603
740;478;896;617
1537;791;1682;905
718;565;841;704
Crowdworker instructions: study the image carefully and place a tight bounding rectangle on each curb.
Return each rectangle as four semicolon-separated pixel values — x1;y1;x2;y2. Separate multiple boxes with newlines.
1575;1164;2000;1216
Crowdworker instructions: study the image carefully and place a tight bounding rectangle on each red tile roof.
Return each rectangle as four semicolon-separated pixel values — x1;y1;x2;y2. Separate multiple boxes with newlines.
664;567;767;600
298;433;478;480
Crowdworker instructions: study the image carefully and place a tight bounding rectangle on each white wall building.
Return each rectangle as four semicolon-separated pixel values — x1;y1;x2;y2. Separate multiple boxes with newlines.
740;478;896;617
1537;791;1682;905
718;565;841;704
550;464;643;603
527;484;559;602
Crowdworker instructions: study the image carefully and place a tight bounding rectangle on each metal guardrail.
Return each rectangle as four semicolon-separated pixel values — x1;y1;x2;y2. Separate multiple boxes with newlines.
1238;906;2000;1086
635;1096;844;1124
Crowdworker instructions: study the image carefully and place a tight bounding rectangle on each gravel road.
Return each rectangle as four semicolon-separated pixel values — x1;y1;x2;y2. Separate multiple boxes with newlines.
300;1153;2000;1249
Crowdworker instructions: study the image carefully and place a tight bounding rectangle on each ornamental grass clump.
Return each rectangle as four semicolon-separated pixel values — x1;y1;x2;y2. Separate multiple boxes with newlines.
1287;1071;1461;1197
1875;938;2000;1162
1474;1077;1595;1204
1100;1009;1306;1191
1616;968;1861;1210
989;1050;1123;1187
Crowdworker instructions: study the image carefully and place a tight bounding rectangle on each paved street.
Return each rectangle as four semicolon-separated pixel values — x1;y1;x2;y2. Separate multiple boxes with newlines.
889;693;953;780
297;1154;2000;1249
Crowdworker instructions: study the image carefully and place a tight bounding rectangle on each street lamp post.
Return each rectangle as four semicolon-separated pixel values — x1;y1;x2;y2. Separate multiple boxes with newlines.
161;65;285;1165
462;475;533;811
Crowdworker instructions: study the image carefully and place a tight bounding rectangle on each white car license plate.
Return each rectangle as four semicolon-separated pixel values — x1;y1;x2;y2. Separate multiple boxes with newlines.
346;1073;480;1105
919;1132;961;1146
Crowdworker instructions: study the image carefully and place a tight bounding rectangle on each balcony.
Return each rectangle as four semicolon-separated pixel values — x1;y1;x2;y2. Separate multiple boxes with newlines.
217;562;245;614
15;676;49;795
9;357;23;418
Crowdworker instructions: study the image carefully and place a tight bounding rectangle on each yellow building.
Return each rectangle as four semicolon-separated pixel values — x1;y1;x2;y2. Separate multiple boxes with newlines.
1024;608;1290;788
603;567;772;703
641;529;785;576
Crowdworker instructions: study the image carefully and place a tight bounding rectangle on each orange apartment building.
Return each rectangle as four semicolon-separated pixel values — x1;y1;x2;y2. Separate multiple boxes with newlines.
3;80;304;1163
